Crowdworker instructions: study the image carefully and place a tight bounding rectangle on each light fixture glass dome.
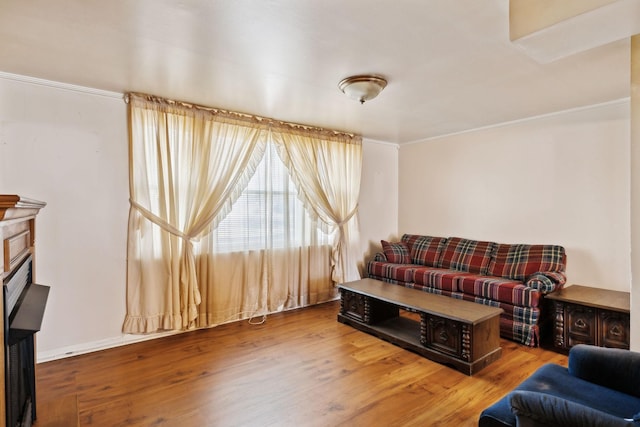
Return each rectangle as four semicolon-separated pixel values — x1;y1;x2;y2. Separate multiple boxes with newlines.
338;75;387;104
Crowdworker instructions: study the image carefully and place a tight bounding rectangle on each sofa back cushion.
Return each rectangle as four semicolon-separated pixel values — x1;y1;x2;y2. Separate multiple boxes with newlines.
381;240;412;264
401;234;447;267
437;237;496;274
488;244;566;280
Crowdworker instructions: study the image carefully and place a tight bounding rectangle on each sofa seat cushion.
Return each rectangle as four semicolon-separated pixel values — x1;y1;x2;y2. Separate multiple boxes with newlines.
367;261;416;284
489;244;566;285
412;267;476;292
458;275;541;307
401;234;447;267
437;237;496;274
479;364;640;427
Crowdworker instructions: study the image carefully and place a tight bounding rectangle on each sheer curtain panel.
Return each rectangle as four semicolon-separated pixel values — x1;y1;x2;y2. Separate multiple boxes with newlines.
195;140;334;326
273;128;363;284
124;94;264;333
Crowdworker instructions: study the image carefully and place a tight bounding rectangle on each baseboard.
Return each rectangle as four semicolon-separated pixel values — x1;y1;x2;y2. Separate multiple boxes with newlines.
36;296;342;363
36;330;181;363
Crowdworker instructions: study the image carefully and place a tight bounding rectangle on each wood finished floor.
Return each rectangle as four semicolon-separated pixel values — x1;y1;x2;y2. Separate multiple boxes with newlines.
33;300;567;427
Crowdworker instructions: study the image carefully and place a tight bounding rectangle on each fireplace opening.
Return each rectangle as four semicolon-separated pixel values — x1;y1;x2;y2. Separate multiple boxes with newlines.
7;337;35;427
4;255;49;427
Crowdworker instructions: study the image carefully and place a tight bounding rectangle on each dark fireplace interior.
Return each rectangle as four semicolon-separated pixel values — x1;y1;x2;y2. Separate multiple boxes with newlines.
4;255;49;427
7;338;35;427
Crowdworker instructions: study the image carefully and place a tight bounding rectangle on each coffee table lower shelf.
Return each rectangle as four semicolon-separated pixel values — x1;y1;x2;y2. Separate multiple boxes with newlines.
338;313;501;375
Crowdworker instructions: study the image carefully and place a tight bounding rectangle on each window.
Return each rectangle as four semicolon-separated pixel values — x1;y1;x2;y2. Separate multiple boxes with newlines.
212;142;329;253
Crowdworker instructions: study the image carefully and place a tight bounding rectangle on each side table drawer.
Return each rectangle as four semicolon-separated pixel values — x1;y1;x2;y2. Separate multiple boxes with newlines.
566;304;596;347
599;310;630;349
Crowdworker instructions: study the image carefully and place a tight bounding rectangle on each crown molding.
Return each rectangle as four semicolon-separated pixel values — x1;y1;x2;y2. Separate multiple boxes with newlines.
406;97;630;145
0;71;122;99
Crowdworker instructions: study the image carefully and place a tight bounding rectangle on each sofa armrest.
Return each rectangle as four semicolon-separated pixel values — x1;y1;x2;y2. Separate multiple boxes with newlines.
509;391;636;427
525;271;566;293
372;252;387;262
568;344;640;398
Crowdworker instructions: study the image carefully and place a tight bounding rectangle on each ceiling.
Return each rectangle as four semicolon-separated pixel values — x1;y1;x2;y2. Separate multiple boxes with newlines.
0;0;631;144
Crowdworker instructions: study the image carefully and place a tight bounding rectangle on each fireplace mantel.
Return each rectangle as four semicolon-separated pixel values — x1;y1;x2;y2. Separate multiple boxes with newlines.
0;195;46;221
0;194;48;426
1;195;46;281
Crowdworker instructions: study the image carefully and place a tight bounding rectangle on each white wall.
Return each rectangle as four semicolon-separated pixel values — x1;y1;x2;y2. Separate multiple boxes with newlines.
0;75;130;360
0;74;400;361
358;139;399;274
398;100;631;292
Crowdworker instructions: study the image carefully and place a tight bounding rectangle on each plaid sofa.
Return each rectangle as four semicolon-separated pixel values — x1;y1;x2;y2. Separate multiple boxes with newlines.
366;234;567;346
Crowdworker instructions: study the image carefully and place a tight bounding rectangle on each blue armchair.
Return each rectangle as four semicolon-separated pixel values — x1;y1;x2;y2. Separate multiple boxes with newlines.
479;344;640;427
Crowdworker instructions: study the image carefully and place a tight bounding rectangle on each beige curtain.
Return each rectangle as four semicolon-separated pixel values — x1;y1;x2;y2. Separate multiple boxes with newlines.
123;94;265;333
194;138;334;326
273;128;363;284
124;93;362;334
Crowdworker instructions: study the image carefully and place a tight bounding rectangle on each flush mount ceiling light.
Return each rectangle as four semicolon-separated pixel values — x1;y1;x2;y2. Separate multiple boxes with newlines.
338;74;387;104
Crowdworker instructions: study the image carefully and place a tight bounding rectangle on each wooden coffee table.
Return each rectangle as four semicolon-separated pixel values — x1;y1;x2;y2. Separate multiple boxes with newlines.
337;278;503;375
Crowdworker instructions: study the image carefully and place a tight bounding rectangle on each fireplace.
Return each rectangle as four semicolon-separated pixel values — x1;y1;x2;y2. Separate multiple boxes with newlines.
4;255;49;427
0;195;48;426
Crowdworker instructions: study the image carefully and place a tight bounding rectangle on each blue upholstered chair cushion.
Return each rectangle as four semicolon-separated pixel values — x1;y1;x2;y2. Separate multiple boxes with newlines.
509;391;638;427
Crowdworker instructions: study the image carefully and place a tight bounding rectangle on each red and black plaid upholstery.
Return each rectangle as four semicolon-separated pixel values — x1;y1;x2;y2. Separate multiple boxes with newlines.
402;234;447;267
367;261;415;284
488;244;566;292
457;275;541;307
437;237;496;275
412;267;474;292
400;234;424;250
526;272;566;293
380;240;411;264
459;294;541;346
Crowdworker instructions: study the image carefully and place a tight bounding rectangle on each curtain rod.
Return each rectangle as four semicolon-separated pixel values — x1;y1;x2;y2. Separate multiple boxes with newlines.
124;92;360;140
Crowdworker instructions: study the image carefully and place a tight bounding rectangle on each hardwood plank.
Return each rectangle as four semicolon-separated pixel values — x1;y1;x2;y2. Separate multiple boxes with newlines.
34;301;567;427
36;394;79;427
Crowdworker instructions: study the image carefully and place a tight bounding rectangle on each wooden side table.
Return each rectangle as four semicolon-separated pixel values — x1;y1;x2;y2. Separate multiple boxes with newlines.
546;284;630;351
